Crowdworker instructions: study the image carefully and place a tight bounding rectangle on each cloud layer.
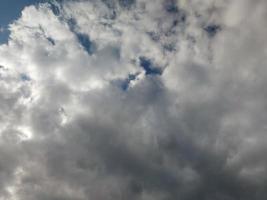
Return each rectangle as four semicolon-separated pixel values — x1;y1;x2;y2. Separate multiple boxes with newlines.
1;0;267;199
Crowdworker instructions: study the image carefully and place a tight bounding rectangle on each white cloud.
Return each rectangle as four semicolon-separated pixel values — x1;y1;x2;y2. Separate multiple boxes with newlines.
1;0;267;199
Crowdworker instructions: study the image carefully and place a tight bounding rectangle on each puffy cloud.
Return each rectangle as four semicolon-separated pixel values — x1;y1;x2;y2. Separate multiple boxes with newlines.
1;0;267;199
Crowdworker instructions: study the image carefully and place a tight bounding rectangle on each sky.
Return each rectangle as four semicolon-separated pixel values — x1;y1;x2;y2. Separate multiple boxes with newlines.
1;0;267;199
0;0;44;43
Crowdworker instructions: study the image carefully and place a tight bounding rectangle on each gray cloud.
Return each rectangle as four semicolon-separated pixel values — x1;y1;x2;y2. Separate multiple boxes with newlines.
1;0;267;199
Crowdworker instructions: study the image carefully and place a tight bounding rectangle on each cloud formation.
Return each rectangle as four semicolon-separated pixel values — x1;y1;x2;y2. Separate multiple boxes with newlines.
1;0;267;199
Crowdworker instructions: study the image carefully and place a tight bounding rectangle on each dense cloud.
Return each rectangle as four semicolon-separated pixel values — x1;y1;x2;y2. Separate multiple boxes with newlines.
1;0;267;199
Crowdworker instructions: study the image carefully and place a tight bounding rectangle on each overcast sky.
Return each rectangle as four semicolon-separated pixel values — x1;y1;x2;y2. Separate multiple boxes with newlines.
1;0;267;199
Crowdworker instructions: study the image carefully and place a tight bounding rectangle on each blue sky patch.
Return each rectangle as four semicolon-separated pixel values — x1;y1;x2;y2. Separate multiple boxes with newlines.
49;1;61;16
204;24;221;37
0;0;44;44
47;37;55;45
120;73;138;91
139;57;162;76
0;28;10;44
20;73;31;81
66;18;96;55
67;18;77;32
76;33;96;55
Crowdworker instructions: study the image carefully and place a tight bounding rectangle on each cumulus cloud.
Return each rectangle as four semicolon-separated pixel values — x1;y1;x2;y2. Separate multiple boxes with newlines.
1;0;267;199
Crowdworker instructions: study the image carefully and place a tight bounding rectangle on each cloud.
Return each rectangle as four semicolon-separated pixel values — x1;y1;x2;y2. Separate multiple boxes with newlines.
1;0;267;199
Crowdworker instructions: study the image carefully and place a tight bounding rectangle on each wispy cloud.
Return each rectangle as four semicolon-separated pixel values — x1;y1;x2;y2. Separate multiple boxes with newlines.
0;26;5;33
